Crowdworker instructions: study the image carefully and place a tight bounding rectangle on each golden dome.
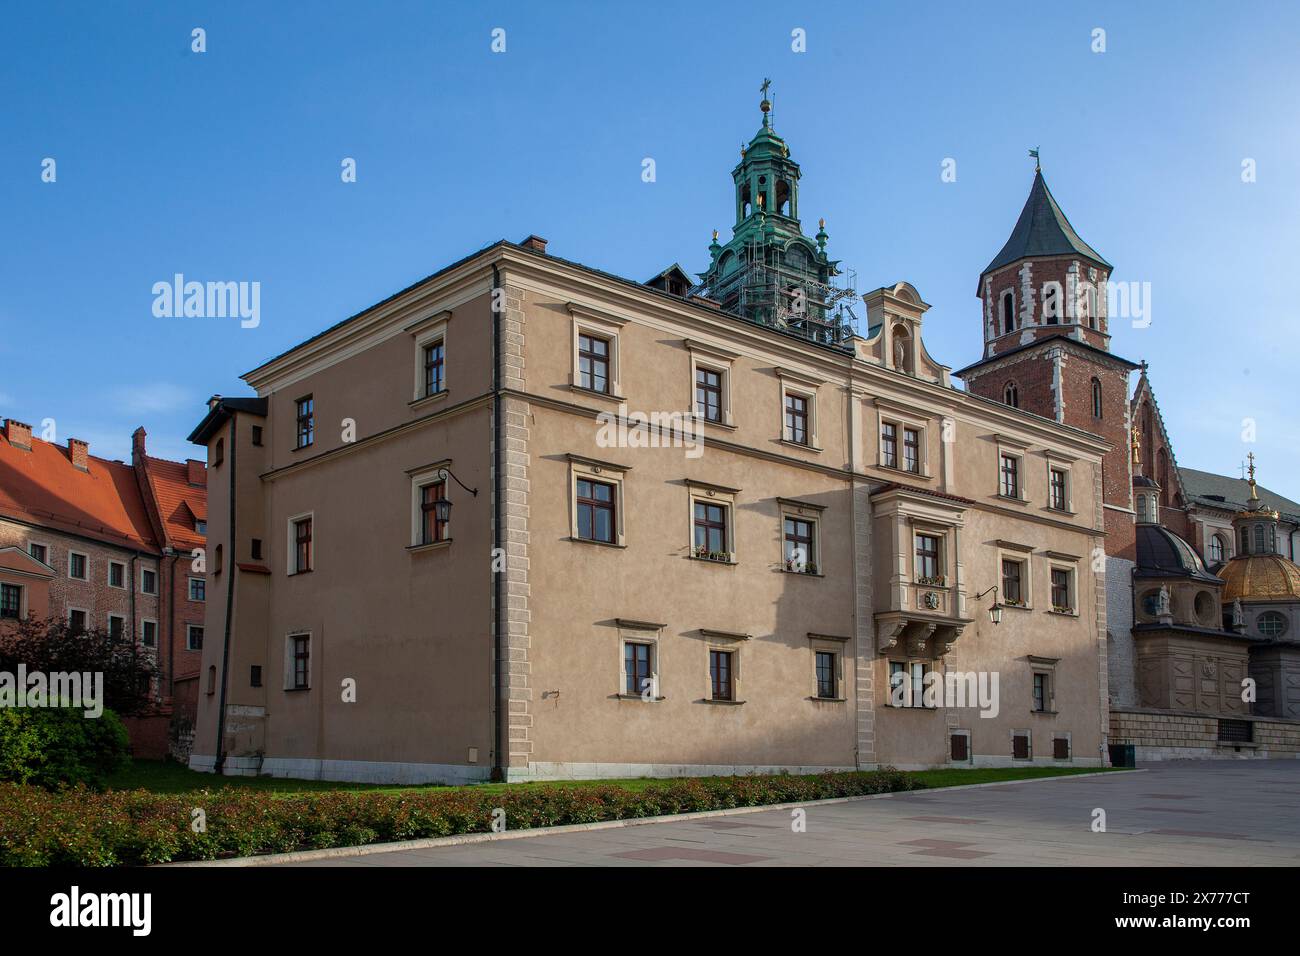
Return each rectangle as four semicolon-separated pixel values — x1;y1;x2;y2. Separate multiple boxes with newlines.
1219;554;1300;603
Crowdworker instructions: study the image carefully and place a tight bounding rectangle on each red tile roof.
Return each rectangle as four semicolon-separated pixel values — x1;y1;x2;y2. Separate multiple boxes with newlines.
0;431;160;552
140;454;207;552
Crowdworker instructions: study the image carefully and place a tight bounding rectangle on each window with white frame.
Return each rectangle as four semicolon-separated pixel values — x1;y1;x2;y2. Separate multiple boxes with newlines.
188;577;205;601
914;532;943;585
568;456;627;547
568;305;625;398
688;482;737;563
776;369;821;448
140;567;158;595
28;542;49;565
1049;565;1075;613
68;551;88;580
187;624;204;651
616;621;662;700
1029;657;1059;714
685;340;738;427
107;614;125;641
1001;554;1028;607
409;465;451;547
809;635;847;700
889;660;935;708
0;583;22;620
1048;465;1070;512
68;608;88;633
879;413;927;475
108;561;125;589
783;516;817;573
999;451;1022;499
408;311;450;403
287;513;314;574
141;619;158;648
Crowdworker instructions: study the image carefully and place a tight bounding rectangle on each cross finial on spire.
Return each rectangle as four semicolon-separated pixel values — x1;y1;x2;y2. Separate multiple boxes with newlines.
760;77;771;99
759;78;772;127
1028;146;1040;171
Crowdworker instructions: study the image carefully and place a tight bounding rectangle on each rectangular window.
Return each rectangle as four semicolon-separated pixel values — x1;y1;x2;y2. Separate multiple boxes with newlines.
575;478;616;543
1000;454;1019;498
915;534;941;583
784;517;815;572
1001;558;1023;605
423;340;445;396
141;568;157;595
251;538;263;561
709;649;734;701
187;625;204;651
890;661;930;708
815;651;836;699
1033;672;1048;712
881;422;898;468
419;480;448;544
28;543;47;564
1049;468;1068;511
250;665;263;688
1051;568;1072;612
1053;737;1071;760
108;615;125;641
903;427;920;474
195;519;207;534
142;620;158;648
69;552;87;580
291;635;310;690
784;392;808;445
189;577;205;602
295;396;315;448
1013;733;1031;760
251;425;263;446
292;517;313;573
695;367;723;422
577;333;610;393
624;641;653;696
109;562;125;588
69;609;87;633
951;733;969;762
0;583;21;619
693;501;729;559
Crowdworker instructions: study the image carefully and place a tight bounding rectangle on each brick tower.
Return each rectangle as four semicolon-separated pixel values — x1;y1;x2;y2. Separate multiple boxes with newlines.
957;164;1140;565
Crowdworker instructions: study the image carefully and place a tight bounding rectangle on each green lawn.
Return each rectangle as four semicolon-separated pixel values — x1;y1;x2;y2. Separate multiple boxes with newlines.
106;759;1121;797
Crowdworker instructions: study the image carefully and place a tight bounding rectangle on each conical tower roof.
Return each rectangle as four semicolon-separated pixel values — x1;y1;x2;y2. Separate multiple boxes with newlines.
982;169;1110;276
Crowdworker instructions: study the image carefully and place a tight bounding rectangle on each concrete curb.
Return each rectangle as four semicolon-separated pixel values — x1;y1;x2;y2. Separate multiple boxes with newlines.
167;769;1141;867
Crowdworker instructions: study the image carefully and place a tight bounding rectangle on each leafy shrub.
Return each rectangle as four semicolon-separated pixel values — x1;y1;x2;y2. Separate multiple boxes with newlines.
0;707;131;790
0;768;920;867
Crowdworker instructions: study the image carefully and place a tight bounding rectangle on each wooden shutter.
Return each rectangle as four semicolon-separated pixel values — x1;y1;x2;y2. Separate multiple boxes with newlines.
1053;737;1070;760
1012;733;1030;759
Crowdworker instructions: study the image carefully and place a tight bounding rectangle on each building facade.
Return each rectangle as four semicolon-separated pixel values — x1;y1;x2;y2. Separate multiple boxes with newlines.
188;99;1114;783
0;418;206;755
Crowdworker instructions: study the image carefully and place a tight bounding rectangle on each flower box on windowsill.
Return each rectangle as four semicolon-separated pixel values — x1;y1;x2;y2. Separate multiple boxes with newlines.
916;575;946;588
1050;606;1077;616
1002;598;1027;609
694;548;734;564
784;560;820;575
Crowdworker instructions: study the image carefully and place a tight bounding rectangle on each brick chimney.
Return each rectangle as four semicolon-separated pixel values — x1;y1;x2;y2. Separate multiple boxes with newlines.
186;459;206;486
519;235;548;254
68;438;89;471
4;419;32;450
132;426;148;466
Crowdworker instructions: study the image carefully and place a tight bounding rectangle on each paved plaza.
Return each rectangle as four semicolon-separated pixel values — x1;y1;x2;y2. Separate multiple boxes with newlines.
282;761;1300;867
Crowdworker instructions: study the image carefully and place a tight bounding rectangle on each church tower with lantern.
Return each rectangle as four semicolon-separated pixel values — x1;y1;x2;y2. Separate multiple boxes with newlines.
696;81;857;344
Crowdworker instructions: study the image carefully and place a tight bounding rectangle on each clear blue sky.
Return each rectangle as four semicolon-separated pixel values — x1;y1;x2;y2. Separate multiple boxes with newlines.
2;1;1297;491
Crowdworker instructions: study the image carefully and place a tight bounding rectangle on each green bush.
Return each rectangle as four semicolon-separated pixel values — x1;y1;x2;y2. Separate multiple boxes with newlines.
0;768;920;866
0;707;130;790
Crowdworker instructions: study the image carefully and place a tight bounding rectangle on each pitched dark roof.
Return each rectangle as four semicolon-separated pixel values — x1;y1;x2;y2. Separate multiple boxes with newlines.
982;170;1110;277
1179;466;1300;522
188;397;268;446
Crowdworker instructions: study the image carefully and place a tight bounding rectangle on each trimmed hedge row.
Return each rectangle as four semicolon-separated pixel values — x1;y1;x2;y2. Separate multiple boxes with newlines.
0;769;920;867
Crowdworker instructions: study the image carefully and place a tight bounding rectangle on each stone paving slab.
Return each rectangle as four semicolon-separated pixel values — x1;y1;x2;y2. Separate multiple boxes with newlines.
276;761;1300;867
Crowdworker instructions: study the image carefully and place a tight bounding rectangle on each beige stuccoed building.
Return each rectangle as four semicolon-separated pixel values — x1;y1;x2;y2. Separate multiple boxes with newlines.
188;102;1114;783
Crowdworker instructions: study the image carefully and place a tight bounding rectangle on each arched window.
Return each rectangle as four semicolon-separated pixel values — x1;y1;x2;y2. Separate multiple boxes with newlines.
1208;535;1224;564
1001;291;1016;334
1004;382;1019;408
1091;378;1103;418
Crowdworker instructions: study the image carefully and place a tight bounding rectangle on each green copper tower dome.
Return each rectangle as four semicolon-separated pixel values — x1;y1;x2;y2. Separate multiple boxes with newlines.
697;82;856;345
